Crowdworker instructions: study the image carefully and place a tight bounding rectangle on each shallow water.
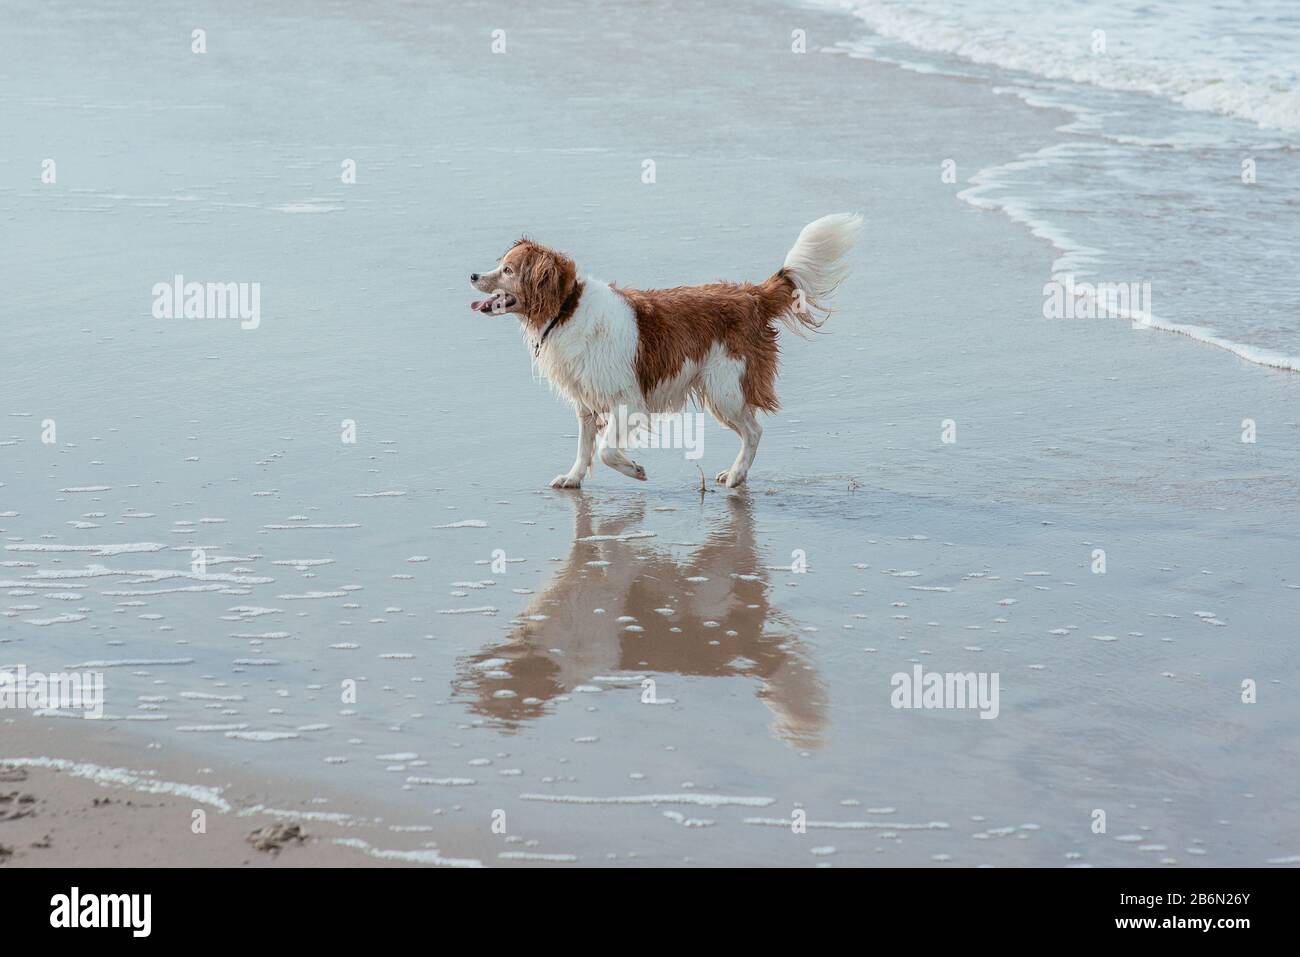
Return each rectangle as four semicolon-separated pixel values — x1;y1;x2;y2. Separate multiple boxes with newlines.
827;0;1300;370
3;0;1299;866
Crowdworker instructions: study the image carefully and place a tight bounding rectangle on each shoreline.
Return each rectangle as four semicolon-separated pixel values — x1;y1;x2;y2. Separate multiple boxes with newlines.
819;0;1300;375
1;713;504;867
953;87;1300;376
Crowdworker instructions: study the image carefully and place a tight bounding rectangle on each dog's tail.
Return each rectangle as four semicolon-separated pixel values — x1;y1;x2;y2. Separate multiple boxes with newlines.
768;213;862;334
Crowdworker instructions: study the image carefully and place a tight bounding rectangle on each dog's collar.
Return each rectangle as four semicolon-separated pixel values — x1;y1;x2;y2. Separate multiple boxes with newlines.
533;280;584;357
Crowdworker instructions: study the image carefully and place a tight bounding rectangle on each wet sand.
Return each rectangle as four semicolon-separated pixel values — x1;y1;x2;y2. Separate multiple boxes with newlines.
2;715;453;867
2;0;1298;867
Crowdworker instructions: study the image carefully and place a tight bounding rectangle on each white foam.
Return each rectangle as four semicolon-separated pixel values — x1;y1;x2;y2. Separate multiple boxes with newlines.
25;564;271;586
1;756;230;812
102;584;228;596
177;723;249;732
227;606;282;617
830;0;1300;135
521;792;776;808
23;613;86;626
5;542;164;556
744;816;950;830
272;202;343;214
332;837;481;868
263;523;360;530
65;657;195;668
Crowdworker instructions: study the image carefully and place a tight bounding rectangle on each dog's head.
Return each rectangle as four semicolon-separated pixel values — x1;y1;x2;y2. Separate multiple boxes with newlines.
470;239;577;329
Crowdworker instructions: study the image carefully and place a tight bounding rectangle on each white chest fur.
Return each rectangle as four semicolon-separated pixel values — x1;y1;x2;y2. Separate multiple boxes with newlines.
531;278;641;413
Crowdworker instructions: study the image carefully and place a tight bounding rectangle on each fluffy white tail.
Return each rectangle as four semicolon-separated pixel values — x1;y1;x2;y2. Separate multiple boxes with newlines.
779;212;862;331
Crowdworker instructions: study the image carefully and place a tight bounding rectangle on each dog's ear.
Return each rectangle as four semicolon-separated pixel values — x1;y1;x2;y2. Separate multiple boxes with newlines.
523;247;576;323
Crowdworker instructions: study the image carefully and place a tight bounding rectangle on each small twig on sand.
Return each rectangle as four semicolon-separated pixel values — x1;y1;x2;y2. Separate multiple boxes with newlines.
695;465;713;497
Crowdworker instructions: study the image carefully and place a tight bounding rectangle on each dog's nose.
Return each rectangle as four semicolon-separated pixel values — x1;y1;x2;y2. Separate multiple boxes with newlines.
470;273;479;282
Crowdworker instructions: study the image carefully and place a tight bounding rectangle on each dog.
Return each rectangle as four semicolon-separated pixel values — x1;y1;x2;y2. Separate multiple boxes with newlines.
469;213;860;488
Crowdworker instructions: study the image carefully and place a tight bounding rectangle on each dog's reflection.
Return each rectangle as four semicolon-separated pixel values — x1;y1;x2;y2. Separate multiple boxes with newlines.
453;494;826;746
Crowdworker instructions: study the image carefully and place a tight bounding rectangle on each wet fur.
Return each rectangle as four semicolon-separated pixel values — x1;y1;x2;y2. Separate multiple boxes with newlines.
471;214;861;488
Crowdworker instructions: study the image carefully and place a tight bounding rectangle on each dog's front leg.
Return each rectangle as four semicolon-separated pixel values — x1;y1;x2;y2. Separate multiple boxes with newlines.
597;410;647;482
551;406;600;489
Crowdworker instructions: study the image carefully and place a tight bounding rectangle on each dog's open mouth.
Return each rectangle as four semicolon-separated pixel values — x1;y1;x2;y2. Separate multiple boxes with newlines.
470;291;517;315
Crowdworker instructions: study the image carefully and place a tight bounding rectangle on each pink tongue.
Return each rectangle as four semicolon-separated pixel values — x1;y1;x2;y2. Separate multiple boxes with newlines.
470;298;488;312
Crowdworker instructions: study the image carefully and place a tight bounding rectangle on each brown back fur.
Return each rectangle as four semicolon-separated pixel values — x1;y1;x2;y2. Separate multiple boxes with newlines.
617;270;796;413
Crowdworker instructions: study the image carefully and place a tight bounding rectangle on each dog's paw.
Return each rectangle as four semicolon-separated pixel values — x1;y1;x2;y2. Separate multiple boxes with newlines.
716;469;747;488
550;474;582;489
714;469;731;485
603;456;646;481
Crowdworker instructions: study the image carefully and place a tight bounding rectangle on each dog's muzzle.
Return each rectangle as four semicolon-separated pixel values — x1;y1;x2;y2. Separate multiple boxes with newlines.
470;290;517;314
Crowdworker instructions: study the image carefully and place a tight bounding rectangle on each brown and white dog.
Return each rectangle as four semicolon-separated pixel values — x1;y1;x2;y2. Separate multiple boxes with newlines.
469;214;860;488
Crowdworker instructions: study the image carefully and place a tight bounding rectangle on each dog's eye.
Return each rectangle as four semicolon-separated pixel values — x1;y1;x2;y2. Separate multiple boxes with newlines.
503;266;513;275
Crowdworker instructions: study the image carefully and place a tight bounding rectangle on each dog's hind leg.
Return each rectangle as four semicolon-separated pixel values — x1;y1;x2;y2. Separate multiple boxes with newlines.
597;411;647;481
703;358;763;488
551;406;601;489
710;403;761;488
